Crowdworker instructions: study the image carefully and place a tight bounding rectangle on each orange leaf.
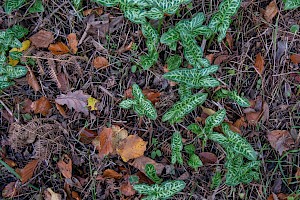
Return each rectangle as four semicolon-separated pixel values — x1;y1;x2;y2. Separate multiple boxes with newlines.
142;89;161;104
16;160;39;184
103;169;122;179
120;180;136;197
117;135;147;162
2;182;18;198
254;53;264;75
92;127;114;158
57;154;72;179
67;33;78;54
55;103;67;118
199;152;218;165
48;42;70;55
3;158;17;167
31;96;52;116
71;191;81;200
226;33;233;49
26;67;41;92
79;128;98;144
290;54;300;64
129;156;164;175
93;56;109;69
29;30;54;48
205;54;214;64
267;130;294;155
264;0;278;23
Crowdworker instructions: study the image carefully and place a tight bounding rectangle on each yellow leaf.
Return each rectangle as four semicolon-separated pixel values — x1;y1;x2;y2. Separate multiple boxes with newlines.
117;135;147;162
8;59;19;66
87;97;99;111
9;40;31;66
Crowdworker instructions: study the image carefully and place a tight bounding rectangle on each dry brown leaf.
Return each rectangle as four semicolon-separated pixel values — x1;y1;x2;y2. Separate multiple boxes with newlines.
205;54;214;64
214;55;230;65
103;169;122;179
55;103;67;118
296;168;300;181
233;117;247;129
264;0;278;23
199;152;218;165
79;128;98;144
26;67;40;92
93;56;109;69
254;53;265;75
92;127;114;158
22;98;33;113
267;130;294;155
4;158;17;167
29;30;54;48
116;41;133;54
31;96;52;116
2;182;18;198
111;125;128;154
120;180;136;197
44;188;62;200
48;42;70;55
67;33;78;54
83;7;103;16
124;87;160;104
129;156;164;175
290;54;300;64
117;135;147;162
201;106;216;116
16;160;39;184
226;33;233;49
57;154;72;179
71;191;81;200
55;90;90;116
245;111;261;126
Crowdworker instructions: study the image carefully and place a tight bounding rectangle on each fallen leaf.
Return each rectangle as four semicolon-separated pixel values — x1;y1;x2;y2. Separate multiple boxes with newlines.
2;182;18;198
44;188;62;200
254;53;264;75
92;127;114;158
267;130;294;155
55;103;67;118
199;152;218;165
120;180;136;196
30;30;54;48
116;41;133;54
130;156;164;175
31;96;52;116
226;33;233;49
205;54;214;64
87;97;99;111
4;158;17;167
124;87;161;104
56;72;70;92
103;169;122;179
233;117;247;129
79;128;98;144
71;191;81;200
245;111;261;126
48;42;70;55
83;7;103;16
55;90;90;116
111;125;129;154
214;55;230;65
117;135;147;162
93;56;109;69
16;160;39;184
201;106;216;116
26;67;41;92
57;154;72;179
22;98;33;113
9;40;31;66
67;33;78;54
296;168;300;181
290;54;300;64
264;0;278;23
267;193;289;200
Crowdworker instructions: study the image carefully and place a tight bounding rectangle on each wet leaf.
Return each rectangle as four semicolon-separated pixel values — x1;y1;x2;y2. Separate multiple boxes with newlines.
79;128;98;144
120;180;136;196
130;156;164;175
31;96;52;116
254;53;264;75
111;125;128;154
67;33;78;54
199;152;218;165
290;54;300;64
55;90;90;116
30;30;54;48
93;56;109;69
117;135;147;162
103;169;122;179
16;160;39;184
26;67;41;92
92;127;114;159
2;182;18;198
264;0;278;23
267;130;294;155
44;188;62;200
87;97;99;111
57;154;72;179
48;42;70;55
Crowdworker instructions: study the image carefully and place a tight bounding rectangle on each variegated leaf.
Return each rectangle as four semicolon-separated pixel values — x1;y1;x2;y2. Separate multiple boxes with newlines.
123;6;147;24
171;132;183;164
0;81;14;90
205;109;226;130
187;123;203;135
187;154;203;170
160;28;180;50
145;164;163;184
228;90;250;107
284;0;300;10
208;132;229;146
119;99;136;109
166;55;182;71
5;65;28;79
4;0;26;13
178;84;192;100
92;0;119;7
140;98;157;120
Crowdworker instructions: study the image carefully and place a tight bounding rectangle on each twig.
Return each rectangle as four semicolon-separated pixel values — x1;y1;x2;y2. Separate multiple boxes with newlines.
0;100;18;123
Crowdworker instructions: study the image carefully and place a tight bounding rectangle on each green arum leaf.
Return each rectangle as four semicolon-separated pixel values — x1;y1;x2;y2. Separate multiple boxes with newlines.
4;0;26;13
208;132;229;146
0;53;7;66
210;171;222;189
145;164;163;184
29;0;44;13
284;0;300;10
221;123;258;161
163;65;219;88
187;123;202;136
134;180;186;200
120;84;157;120
0;81;14;90
5;65;28;79
208;0;242;42
144;7;164;20
150;0;192;15
214;88;230;99
184;144;196;155
122;6;147;24
205;109;226;132
187;154;203;170
166;55;182;71
9;51;22;60
140;52;159;70
160;28;180;51
162;93;207;124
92;0;119;7
228;90;250;107
171;132;183;165
178;84;192;100
6;25;29;40
0;76;9;82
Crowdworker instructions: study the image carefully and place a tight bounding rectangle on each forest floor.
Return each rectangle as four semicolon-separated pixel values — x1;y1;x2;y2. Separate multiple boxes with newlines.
0;0;300;199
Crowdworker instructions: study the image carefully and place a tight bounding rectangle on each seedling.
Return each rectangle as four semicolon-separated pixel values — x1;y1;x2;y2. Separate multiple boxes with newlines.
150;138;162;159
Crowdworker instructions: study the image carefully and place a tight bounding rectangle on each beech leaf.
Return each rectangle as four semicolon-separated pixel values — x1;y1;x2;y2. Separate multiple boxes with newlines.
92;127;114;159
31;96;52;116
267;130;294;155
30;30;54;48
264;0;278;23
67;33;78;54
16;159;39;184
290;54;300;64
48;42;70;55
117;135;147;162
93;56;109;69
103;169;122;179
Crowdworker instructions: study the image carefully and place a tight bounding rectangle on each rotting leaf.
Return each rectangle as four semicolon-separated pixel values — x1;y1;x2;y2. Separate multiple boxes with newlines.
55;103;67;118
79;128;98;144
55;90;90;116
92;127;114;159
26;67;41;92
264;0;278;23
267;130;294;155
103;169;122;179
116;41;133;54
2;182;18;198
111;125;128;154
48;42;70;55
254;53;264;75
16;159;39;184
129;156;164;175
57;154;72;179
30;30;54;48
120;180;136;197
93;56;109;69
31;96;52;116
87;97;99;111
290;54;300;64
67;33;78;54
199;152;218;165
117;135;147;162
44;188;62;200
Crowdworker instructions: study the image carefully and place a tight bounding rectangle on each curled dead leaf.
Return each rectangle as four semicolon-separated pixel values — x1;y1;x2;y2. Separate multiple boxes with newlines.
55;103;67;118
103;169;122;179
48;42;70;55
31;96;52;116
245;111;261;126
16;159;39;184
57;154;72;179
254;53;264;75
264;0;278;23
267;130;294;155
117;135;147;162
93;56;109;69
92;127;113;159
120;180;136;197
67;33;78;54
4;158;17;167
30;30;54;48
2;182;19;198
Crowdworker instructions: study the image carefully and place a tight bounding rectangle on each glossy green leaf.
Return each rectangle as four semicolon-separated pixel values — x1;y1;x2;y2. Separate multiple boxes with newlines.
5;65;28;79
205;109;226;131
29;0;44;13
145;164;163;184
187;154;203;170
171;132;183;164
9;51;22;60
187;123;202;135
178;84;192;100
119;99;136;109
0;81;14;90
